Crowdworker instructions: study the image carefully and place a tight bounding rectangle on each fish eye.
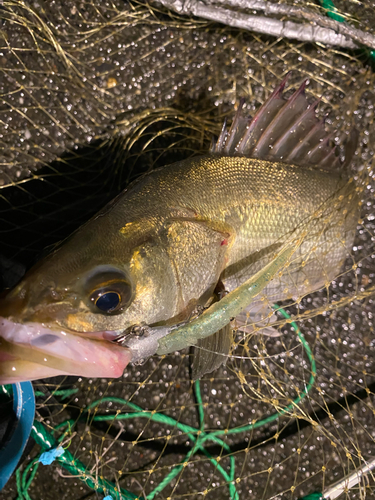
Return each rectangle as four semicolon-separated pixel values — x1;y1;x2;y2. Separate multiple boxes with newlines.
85;267;133;315
89;282;132;314
95;291;120;313
90;285;131;313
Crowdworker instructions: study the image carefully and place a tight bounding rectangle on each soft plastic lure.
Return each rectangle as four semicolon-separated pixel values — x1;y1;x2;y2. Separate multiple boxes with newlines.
123;239;301;365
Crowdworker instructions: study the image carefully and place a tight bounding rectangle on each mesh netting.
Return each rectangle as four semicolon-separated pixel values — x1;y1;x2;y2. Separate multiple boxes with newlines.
1;0;375;499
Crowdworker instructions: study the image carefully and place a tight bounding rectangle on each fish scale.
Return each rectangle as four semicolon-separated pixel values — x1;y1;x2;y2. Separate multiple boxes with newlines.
0;78;360;382
109;153;358;301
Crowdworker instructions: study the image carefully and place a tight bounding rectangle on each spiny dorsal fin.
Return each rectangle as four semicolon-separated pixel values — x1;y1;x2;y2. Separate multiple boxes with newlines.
211;74;346;171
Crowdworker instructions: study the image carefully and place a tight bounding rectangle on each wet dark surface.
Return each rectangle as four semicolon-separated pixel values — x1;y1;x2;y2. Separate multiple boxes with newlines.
1;0;375;499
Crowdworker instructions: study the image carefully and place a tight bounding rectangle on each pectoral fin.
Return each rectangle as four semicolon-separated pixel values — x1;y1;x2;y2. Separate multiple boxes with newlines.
192;322;232;380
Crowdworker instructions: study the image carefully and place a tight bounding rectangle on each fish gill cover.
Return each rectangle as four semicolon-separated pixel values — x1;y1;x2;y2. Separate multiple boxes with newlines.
0;0;375;499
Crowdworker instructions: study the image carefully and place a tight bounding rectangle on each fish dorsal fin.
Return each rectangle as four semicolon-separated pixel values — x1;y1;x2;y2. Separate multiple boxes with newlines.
211;74;344;171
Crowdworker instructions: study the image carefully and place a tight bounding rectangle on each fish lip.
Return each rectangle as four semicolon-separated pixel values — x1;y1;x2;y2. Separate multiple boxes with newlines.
10;316;123;341
0;317;132;383
47;323;122;341
66;328;123;340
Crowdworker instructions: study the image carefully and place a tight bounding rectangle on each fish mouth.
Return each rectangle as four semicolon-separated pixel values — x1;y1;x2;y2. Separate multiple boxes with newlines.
0;317;132;384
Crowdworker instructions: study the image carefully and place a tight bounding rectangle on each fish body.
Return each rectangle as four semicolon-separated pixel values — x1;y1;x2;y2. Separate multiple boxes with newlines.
0;77;360;383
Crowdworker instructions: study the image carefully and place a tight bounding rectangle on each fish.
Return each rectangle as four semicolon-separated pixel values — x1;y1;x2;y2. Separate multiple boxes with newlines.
0;75;360;383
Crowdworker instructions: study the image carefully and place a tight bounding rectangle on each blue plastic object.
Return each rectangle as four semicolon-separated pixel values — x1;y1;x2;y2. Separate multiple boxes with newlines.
0;382;35;490
38;446;64;465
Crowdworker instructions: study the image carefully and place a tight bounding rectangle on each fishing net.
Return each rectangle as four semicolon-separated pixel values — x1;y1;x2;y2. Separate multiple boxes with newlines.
1;0;375;499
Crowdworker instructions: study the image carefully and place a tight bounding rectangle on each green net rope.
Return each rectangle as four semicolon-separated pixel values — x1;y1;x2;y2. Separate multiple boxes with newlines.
320;0;375;62
13;307;316;500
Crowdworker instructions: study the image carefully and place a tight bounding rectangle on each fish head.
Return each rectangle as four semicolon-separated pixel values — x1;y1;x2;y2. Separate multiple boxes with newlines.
0;216;179;384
